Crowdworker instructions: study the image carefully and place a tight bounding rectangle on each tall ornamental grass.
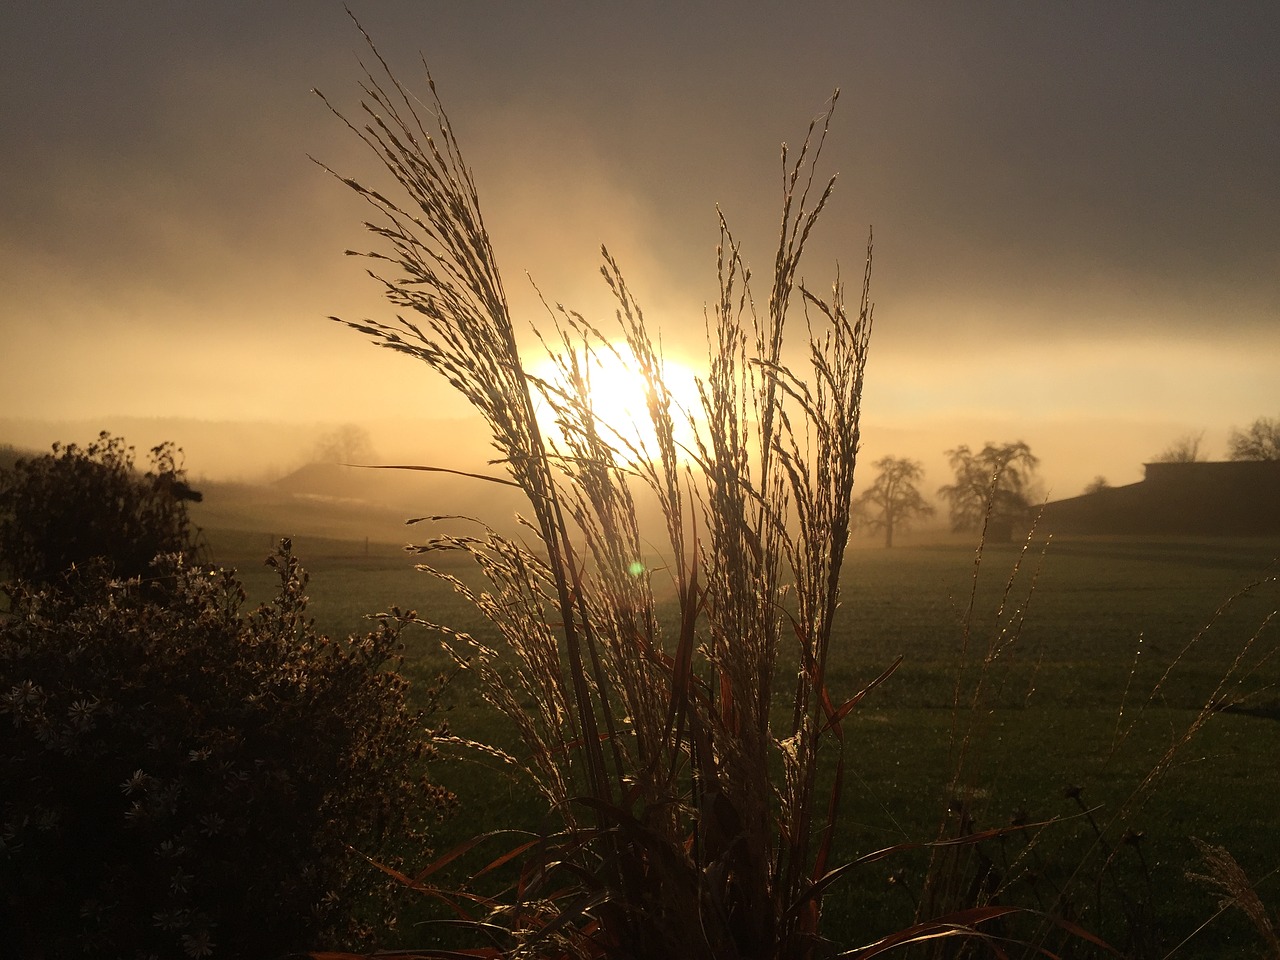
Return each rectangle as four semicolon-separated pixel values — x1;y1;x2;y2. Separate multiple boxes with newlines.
315;27;1108;960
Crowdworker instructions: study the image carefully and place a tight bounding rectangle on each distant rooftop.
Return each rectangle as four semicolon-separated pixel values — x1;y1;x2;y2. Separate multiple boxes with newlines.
1041;460;1280;536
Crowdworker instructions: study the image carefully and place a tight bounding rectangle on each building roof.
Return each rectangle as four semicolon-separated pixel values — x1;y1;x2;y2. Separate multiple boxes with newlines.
1040;460;1280;536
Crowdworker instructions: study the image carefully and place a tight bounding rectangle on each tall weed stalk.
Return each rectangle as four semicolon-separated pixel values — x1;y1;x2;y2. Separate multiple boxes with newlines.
315;26;896;959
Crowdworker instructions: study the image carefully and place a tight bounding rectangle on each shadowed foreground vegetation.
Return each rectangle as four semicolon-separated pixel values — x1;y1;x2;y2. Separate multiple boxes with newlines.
3;441;1277;957
0;440;455;959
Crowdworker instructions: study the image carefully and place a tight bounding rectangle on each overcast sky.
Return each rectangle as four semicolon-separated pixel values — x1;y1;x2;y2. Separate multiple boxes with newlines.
2;2;1276;493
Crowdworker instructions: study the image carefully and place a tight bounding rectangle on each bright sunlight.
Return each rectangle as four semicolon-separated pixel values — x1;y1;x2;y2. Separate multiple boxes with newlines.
528;340;702;464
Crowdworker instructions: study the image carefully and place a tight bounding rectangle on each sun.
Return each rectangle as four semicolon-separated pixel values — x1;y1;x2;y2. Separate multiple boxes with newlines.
527;340;702;463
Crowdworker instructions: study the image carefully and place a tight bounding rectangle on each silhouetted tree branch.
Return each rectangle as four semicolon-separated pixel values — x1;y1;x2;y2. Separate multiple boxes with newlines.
1228;416;1280;461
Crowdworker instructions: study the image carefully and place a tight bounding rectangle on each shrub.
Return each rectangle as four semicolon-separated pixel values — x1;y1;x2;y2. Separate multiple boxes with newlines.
0;431;201;594
0;542;454;959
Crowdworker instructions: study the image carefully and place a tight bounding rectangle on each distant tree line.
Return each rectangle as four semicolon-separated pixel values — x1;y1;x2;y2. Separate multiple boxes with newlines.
855;440;1041;545
1152;416;1280;464
854;414;1280;548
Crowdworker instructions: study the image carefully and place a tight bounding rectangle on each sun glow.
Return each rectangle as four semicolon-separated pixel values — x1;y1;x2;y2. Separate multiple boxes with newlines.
528;341;702;464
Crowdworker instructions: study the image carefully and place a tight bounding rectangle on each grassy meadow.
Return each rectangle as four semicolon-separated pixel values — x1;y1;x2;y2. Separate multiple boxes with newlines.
198;496;1280;957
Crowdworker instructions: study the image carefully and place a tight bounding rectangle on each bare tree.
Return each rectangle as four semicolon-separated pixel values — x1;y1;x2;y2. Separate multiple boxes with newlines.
854;456;935;547
1228;416;1280;461
938;441;1039;533
313;423;376;464
1152;431;1205;463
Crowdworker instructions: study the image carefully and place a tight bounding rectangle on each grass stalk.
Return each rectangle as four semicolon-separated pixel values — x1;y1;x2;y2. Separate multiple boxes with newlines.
319;21;889;958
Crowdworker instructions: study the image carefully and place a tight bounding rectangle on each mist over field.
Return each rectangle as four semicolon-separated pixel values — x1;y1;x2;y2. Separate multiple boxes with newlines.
2;3;1276;497
0;411;1228;511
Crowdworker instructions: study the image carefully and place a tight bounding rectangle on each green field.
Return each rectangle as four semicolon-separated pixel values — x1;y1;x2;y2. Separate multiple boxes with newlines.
200;510;1280;957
